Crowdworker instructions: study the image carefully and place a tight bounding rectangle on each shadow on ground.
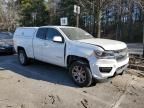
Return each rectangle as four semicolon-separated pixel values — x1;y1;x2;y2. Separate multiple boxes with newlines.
0;55;77;87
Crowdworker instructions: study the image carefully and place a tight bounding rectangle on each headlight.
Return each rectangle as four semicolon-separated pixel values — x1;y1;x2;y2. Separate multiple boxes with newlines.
94;50;115;59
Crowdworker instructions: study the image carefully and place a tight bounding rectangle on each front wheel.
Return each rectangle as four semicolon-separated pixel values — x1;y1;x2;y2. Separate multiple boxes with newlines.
69;61;92;87
18;50;29;65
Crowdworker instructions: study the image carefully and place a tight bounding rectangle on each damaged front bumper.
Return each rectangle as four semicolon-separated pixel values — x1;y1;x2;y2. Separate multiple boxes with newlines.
88;56;129;80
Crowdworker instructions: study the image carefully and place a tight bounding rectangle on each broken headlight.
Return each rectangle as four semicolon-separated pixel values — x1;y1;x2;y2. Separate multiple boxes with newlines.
94;50;115;59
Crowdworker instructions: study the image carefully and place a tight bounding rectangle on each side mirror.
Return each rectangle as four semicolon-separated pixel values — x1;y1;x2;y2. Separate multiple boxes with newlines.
53;36;63;43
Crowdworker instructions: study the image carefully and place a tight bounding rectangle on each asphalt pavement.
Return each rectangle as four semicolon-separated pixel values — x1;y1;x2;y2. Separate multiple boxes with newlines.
0;55;144;108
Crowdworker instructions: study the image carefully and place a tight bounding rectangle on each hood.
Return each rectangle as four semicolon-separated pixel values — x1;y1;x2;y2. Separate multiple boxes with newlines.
77;38;127;50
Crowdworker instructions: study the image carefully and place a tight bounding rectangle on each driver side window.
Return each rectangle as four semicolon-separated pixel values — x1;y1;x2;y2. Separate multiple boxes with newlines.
46;28;62;41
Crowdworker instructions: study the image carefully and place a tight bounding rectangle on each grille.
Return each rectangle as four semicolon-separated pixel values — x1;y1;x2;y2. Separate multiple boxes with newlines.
114;48;128;61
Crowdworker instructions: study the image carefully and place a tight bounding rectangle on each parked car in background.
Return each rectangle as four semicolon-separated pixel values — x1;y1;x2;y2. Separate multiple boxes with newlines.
0;32;15;54
13;26;129;87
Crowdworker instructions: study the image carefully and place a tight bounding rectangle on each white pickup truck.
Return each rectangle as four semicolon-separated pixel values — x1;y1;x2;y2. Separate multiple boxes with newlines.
13;26;129;87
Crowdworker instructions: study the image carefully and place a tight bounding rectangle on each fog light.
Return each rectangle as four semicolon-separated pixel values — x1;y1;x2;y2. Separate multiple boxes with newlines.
99;67;112;73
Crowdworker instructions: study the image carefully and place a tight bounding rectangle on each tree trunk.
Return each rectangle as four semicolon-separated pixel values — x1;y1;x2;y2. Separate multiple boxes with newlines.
142;12;144;57
97;10;102;38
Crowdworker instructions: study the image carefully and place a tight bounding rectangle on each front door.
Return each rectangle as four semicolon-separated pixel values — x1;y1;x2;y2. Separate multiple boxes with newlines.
42;28;65;67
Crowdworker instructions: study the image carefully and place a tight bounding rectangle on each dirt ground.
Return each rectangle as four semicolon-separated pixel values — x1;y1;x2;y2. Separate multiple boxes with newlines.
0;55;144;108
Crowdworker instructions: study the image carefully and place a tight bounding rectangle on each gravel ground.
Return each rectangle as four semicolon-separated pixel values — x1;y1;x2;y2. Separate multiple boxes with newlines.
0;55;144;108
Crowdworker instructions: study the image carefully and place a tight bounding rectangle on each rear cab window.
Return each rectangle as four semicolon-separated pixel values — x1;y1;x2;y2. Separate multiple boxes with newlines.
36;28;48;40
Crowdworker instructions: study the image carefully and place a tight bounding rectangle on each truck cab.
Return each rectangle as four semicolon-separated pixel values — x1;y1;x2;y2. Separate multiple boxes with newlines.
13;26;129;87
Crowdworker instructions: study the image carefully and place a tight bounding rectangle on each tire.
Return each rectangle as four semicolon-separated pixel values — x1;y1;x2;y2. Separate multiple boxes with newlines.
18;50;29;65
91;78;97;86
118;71;124;75
69;61;92;87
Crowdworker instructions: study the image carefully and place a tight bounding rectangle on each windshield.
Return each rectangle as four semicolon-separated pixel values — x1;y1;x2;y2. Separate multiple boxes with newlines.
60;27;94;40
0;33;13;40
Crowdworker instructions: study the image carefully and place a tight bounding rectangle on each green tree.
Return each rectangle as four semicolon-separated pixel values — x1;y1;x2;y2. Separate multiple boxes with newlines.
19;0;49;26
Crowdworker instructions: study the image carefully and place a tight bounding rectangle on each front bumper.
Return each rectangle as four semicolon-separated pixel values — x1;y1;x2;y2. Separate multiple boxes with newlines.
88;56;129;80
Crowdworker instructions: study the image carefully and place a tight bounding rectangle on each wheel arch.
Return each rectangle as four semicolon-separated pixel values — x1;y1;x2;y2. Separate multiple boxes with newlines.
67;55;89;68
17;46;27;55
17;46;25;52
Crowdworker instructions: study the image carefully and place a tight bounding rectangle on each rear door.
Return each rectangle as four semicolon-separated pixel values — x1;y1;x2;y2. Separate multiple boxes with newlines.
42;28;65;67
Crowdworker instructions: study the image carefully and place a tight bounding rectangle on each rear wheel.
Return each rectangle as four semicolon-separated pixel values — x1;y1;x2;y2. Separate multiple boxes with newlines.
69;61;92;87
18;50;29;65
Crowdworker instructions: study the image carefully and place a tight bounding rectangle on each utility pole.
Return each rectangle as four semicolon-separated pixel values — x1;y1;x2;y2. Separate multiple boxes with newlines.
32;12;37;26
74;5;80;27
92;1;96;36
76;13;79;27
